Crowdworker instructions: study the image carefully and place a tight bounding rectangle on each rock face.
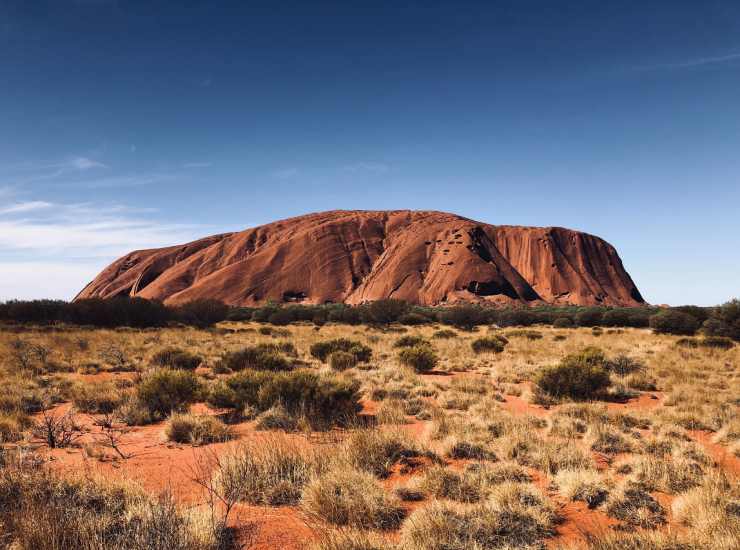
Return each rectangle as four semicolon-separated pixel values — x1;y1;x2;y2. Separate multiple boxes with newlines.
75;210;644;307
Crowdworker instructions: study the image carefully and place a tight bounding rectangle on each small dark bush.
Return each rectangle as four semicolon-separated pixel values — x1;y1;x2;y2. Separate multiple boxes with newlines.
398;346;438;373
328;351;358;371
364;299;409;324
649;310;700;336
535;350;611;400
553;317;574;328
257;371;362;427
699;336;734;350
576;308;604;327
137;369;200;418
506;329;543;340
398;312;431;325
309;338;372;363
221;345;292;371
702;299;740;341
675;337;699;348
175;298;229;327
151;347;202;370
212;369;361;428
432;329;457;339
439;305;489;330
394;335;429;348
470;336;507;354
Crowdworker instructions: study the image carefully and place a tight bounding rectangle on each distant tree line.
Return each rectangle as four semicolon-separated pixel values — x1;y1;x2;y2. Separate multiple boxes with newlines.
0;298;229;328
1;296;737;341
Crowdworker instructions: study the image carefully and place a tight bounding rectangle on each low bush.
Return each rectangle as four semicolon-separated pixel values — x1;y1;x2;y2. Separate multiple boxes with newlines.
398;345;438;373
675;337;699;348
137;369;200;418
505;329;543;340
471;336;507;354
328;350;358;371
700;336;734;350
553;317;574;328
257;370;361;428
702;298;740;341
650;310;700;336
310;338;372;363
165;412;231;445
604;354;645;376
151;347;202;370
535;350;611;400
394;335;429;348
220;345;292;371
72;381;124;414
210;369;361;429
432;329;457;339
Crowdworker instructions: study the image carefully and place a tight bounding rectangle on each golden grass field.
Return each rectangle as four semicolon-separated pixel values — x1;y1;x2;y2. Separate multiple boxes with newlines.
0;321;738;549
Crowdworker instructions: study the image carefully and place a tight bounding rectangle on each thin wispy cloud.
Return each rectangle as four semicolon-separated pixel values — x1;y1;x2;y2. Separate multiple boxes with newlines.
71;173;175;188
635;50;740;71
183;162;212;169
0;201;54;215
0;200;199;259
70;156;107;170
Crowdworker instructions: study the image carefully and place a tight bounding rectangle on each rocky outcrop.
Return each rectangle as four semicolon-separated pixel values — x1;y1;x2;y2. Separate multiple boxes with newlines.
75;210;644;307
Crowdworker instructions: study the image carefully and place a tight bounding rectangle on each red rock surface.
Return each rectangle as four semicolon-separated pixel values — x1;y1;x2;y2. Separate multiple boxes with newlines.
75;210;644;307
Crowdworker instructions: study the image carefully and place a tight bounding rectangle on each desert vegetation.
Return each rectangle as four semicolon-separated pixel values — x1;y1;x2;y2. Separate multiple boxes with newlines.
0;298;738;549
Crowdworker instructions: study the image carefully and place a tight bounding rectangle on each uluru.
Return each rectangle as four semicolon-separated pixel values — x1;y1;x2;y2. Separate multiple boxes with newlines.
75;210;644;308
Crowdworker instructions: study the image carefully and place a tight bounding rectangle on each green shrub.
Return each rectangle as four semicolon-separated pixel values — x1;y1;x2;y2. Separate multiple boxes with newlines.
220;345;293;371
649;310;700;336
398;345;438;373
257;370;361;427
310;338;372;363
535;351;611;400
151;347;202;370
328;351;358;371
137;369;200;418
210;369;361;429
165;413;231;445
471;336;507;354
432;329;457;339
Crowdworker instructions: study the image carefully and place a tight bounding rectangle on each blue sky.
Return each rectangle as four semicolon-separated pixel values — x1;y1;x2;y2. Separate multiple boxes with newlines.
1;1;739;305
